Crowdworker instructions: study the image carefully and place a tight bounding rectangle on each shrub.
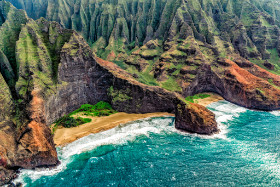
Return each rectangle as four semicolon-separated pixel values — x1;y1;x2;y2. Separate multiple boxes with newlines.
69;101;116;116
79;104;94;111
56;116;77;128
185;93;211;103
92;101;113;110
52;101;116;132
76;117;92;125
55;116;92;128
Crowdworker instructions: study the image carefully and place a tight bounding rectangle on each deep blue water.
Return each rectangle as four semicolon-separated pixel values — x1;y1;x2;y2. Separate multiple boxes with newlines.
17;101;280;186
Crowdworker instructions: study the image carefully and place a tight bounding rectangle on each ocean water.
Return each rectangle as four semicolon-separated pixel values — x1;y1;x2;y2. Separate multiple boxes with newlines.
15;101;280;186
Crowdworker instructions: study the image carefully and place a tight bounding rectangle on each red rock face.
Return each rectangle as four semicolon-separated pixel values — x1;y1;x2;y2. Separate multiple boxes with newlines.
0;120;17;185
13;88;58;168
0;89;58;185
15;121;58;168
185;58;280;111
175;102;219;134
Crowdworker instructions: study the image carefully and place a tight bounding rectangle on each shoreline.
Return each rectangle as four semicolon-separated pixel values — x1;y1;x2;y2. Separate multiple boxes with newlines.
53;93;224;147
193;93;224;107
53;112;174;147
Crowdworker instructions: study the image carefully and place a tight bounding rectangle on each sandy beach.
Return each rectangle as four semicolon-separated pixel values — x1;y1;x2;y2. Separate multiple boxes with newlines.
195;93;224;107
53;112;174;146
53;93;224;147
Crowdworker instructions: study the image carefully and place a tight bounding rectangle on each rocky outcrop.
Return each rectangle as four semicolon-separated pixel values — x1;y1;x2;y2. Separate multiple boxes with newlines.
185;58;280;111
0;3;218;185
0;76;58;185
44;32;218;136
175;102;218;135
2;0;280;185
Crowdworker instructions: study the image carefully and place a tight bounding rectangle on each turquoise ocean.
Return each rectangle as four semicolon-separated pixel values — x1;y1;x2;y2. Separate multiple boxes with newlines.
15;101;280;186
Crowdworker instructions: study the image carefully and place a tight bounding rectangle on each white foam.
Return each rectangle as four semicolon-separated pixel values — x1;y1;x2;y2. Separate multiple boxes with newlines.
208;102;280;179
165;101;248;141
209;101;247;116
232;139;280;179
14;117;175;185
270;111;280;116
14;101;249;185
216;114;233;123
206;101;248;139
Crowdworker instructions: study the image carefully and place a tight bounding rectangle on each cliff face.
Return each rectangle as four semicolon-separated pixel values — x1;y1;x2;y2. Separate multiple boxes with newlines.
0;74;15;184
0;0;280;185
45;31;217;135
0;2;59;185
185;59;280;110
0;2;218;185
7;0;280;66
7;0;280;112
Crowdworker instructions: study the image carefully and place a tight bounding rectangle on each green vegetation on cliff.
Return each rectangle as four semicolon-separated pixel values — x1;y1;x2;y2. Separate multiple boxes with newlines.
0;1;28;87
6;0;280;95
0;73;13;121
69;102;117;117
0;1;76;129
109;86;132;104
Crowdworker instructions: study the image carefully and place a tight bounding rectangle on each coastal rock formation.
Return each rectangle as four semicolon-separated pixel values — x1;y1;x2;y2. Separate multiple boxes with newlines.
175;102;218;135
1;0;280;185
185;58;280;111
97;57;218;135
45;31;218;135
6;0;280;112
0;74;58;185
8;0;280;111
0;2;218;185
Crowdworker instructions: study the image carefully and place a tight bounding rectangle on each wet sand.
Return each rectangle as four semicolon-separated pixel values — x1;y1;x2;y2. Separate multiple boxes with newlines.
53;112;174;147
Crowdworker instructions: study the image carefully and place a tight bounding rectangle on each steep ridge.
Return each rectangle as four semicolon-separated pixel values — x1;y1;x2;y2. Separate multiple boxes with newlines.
8;0;280;64
0;2;218;185
7;0;280;111
0;0;27;92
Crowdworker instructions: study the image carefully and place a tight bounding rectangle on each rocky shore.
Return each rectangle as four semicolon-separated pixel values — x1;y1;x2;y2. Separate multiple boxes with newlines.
0;4;218;185
1;0;280;185
53;94;223;147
